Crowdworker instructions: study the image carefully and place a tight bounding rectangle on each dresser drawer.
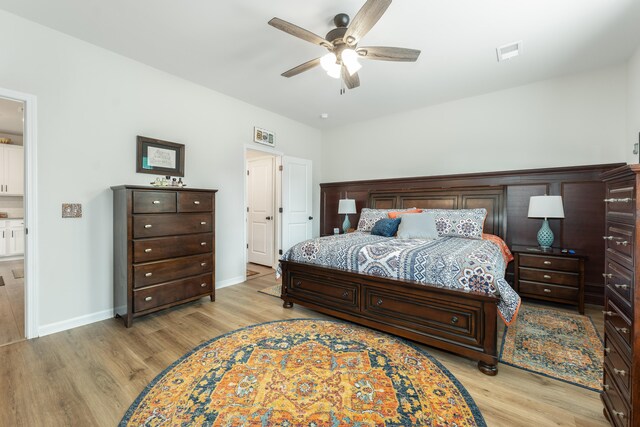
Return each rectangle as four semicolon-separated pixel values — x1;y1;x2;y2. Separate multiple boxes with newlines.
605;334;631;397
133;253;213;288
518;254;579;272
288;274;359;313
605;179;635;222
133;274;212;313
604;260;634;313
603;365;630;427
518;280;578;301
604;297;633;351
132;191;177;213
133;213;213;238
133;233;213;262
519;267;579;287
178;192;213;212
604;222;634;268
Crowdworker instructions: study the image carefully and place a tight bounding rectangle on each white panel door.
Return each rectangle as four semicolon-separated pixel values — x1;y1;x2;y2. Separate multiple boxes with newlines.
8;222;24;255
0;222;6;257
247;157;275;266
282;156;312;253
4;145;24;195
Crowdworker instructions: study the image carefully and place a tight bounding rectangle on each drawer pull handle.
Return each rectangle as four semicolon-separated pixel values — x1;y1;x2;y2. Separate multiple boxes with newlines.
603;383;610;391
144;296;153;302
543;274;552;279
604;347;611;354
603;236;614;240
201;283;207;288
612;410;626;419
604;198;633;203
194;201;201;205
376;298;383;306
201;262;207;267
615;327;629;334
342;291;350;298
145;272;153;277
602;273;613;279
144;248;152;253
543;261;552;265
615;240;629;246
614;284;629;290
295;280;301;287
451;316;459;324
152;200;160;205
200;221;207;225
543;288;552;293
602;311;617;317
144;224;153;229
200;242;207;246
613;368;627;376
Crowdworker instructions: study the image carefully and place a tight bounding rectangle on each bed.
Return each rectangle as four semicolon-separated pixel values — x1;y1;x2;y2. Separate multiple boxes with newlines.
279;186;519;375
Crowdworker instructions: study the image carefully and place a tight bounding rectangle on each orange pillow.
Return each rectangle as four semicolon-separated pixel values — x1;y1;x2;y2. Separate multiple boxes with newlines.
388;209;422;219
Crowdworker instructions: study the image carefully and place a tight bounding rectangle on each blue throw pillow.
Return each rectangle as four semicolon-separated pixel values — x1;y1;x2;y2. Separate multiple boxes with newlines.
371;218;401;237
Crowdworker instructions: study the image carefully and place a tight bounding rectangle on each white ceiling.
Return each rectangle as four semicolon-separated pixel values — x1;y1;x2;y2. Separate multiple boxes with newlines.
0;97;23;135
1;0;639;129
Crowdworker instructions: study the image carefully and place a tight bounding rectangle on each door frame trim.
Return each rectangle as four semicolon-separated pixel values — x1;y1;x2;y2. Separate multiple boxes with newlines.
0;87;39;339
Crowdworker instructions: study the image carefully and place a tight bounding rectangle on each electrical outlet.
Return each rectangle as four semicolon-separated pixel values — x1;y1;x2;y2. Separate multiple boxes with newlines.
62;203;82;218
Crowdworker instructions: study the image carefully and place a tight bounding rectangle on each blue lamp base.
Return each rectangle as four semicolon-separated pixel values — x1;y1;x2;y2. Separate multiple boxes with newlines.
537;218;554;249
342;214;351;234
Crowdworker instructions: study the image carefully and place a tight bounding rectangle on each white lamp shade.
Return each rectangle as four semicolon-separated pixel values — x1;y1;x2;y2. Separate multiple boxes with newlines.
528;195;565;219
338;199;357;214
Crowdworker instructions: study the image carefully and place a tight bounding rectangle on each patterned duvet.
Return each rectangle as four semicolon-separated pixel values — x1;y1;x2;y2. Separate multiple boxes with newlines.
279;232;521;325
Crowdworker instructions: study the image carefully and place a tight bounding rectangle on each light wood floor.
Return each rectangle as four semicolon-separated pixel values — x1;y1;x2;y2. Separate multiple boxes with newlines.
0;259;24;347
0;273;607;426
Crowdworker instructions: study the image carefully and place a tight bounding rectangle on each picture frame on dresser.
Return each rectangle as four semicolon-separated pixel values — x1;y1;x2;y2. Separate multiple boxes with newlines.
136;135;185;177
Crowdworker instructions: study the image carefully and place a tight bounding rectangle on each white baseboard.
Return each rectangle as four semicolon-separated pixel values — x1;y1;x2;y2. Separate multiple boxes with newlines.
38;308;114;337
216;275;245;289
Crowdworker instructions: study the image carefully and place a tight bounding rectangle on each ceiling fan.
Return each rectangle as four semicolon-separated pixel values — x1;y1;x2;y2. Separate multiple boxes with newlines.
268;0;421;91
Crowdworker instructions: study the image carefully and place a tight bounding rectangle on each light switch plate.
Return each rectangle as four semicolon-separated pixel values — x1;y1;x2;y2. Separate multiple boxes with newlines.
62;203;82;218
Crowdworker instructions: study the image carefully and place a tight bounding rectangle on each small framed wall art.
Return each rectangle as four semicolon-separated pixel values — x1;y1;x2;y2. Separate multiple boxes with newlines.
254;127;275;147
136;136;185;177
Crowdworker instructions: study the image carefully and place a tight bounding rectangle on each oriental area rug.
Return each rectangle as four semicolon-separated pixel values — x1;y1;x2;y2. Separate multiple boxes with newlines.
120;319;486;426
499;305;603;391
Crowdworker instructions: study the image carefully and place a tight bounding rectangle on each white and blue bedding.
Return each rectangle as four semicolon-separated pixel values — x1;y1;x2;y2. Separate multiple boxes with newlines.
279;232;520;324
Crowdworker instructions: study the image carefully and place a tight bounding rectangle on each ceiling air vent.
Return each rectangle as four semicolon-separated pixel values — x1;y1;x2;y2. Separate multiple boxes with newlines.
496;41;522;62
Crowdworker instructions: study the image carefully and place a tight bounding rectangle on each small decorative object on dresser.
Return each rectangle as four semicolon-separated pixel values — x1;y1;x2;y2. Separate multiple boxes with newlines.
601;164;639;426
111;185;217;327
527;195;565;249
337;198;356;234
512;245;585;314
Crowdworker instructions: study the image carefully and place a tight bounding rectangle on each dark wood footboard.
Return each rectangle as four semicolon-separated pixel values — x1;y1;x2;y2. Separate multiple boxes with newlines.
280;260;500;375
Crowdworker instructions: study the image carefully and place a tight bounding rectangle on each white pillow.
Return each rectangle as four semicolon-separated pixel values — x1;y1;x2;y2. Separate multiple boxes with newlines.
396;212;439;239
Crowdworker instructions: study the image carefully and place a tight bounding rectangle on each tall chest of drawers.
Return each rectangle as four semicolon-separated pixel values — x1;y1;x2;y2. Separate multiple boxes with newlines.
601;165;640;426
112;185;217;327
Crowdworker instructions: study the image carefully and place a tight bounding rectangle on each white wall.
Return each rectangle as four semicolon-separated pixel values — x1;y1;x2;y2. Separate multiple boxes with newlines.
627;46;640;164
322;66;628;182
0;10;322;332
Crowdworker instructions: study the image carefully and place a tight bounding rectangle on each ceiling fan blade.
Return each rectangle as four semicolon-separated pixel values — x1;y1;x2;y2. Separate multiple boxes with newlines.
357;46;421;62
268;18;332;48
281;58;321;78
341;65;361;90
343;0;392;45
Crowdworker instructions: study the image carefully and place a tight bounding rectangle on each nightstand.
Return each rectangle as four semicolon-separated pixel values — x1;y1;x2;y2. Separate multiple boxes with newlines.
512;245;586;314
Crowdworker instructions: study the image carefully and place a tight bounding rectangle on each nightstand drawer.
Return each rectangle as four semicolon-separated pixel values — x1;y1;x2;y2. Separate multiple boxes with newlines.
518;254;579;272
519;280;578;301
519;267;579;287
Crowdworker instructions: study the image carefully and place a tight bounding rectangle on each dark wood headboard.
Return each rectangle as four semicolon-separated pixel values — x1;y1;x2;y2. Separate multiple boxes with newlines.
320;163;626;306
369;186;506;239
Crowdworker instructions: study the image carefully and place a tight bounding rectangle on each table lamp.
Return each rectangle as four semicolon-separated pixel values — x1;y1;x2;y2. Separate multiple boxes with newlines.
338;199;357;233
527;195;565;249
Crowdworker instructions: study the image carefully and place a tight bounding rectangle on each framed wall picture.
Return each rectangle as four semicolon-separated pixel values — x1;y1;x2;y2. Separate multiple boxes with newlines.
254;126;275;147
136;136;185;177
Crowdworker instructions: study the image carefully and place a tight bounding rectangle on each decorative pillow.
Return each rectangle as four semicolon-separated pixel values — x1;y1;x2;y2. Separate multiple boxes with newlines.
388;209;421;219
371;218;401;237
396;212;439;239
356;208;417;232
426;208;487;240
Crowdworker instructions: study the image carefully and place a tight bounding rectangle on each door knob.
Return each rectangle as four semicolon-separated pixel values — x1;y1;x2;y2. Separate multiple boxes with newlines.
308;216;313;220
265;216;272;220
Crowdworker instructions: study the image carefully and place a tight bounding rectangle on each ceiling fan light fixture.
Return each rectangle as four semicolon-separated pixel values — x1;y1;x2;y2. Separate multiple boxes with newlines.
342;49;362;75
320;52;338;72
326;64;342;79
